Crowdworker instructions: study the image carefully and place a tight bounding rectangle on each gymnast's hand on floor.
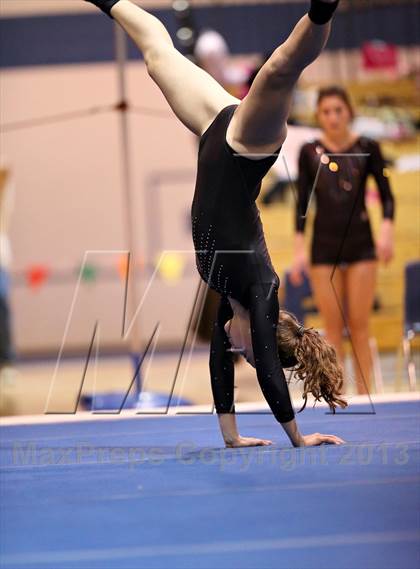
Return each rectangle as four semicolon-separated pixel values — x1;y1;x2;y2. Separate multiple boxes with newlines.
301;432;345;446
225;436;273;448
218;414;273;448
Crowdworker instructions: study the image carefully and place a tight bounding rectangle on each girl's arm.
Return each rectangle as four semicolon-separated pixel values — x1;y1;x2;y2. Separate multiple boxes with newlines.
247;283;345;448
368;140;395;263
295;144;314;235
209;295;236;418
367;139;396;264
218;414;273;447
367;139;395;221
291;145;312;285
210;296;272;447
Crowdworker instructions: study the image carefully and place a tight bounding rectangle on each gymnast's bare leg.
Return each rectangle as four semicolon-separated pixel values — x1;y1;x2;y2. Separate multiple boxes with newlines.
226;1;338;157
88;0;337;155
85;0;342;448
104;0;239;136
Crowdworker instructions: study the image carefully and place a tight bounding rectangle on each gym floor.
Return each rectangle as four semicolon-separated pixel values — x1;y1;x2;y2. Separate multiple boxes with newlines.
1;395;419;568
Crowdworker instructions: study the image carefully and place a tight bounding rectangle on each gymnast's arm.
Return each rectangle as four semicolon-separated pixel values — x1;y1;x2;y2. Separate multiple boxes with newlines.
247;283;305;447
209;295;237;443
248;286;345;447
210;295;272;447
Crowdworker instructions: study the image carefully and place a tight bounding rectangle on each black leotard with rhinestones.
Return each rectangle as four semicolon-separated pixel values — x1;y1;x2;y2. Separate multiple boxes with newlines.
191;104;295;423
296;137;395;265
192;105;281;306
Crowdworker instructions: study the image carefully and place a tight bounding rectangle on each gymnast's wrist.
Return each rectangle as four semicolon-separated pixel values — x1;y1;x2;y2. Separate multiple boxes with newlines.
291;434;305;447
381;218;394;229
281;417;304;447
288;428;305;447
218;412;239;445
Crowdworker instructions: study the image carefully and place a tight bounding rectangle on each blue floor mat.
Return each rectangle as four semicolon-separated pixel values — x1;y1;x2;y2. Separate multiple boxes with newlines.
1;400;419;569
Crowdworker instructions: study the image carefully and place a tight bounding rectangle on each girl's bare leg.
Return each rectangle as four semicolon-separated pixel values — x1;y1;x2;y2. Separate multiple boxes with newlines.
309;264;346;368
227;10;334;156
111;0;239;136
344;260;377;395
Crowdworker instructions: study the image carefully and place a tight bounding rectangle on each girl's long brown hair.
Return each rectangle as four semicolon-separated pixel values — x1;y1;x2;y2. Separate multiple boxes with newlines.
277;310;348;413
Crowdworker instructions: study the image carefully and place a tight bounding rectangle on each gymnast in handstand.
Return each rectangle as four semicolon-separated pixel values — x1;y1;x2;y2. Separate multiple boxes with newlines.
87;0;347;448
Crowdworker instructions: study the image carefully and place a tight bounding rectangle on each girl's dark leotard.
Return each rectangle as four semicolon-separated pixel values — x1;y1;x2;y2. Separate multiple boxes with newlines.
296;137;395;265
191;104;295;423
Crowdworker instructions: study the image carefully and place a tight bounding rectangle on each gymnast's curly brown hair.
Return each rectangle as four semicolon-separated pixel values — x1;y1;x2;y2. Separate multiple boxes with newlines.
277;309;348;414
